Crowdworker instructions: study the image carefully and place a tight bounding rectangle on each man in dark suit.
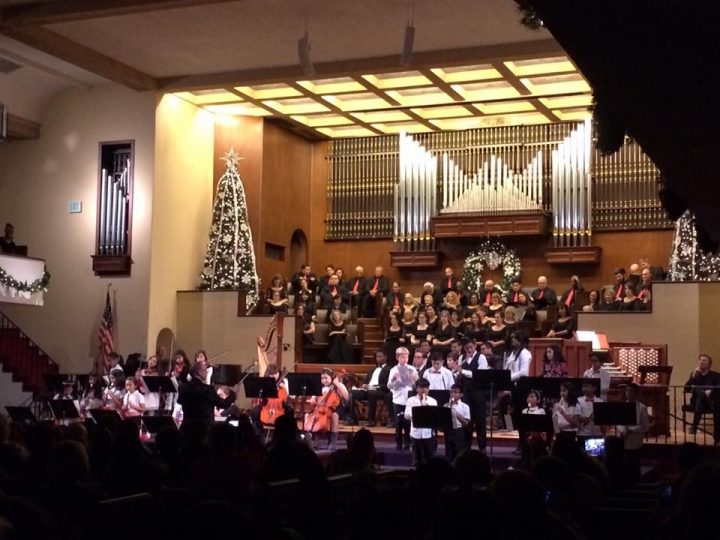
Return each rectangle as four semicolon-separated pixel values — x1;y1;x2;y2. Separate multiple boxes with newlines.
318;264;336;291
385;281;404;315
530;275;557;309
178;366;234;422
362;266;389;317
478;280;502;307
439;266;459;296
684;354;720;442
612;267;627;301
291;263;318;295
0;223;16;254
347;266;366;311
345;350;393;427
506;278;528;306
320;273;348;310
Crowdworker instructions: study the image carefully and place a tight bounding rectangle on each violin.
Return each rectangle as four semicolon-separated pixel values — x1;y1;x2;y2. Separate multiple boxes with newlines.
303;369;346;433
260;368;289;425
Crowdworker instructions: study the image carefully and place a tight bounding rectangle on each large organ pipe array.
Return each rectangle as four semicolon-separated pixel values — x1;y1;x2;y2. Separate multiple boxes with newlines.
394;132;437;251
98;158;131;255
440;150;543;214
324;122;671;242
552;118;592;247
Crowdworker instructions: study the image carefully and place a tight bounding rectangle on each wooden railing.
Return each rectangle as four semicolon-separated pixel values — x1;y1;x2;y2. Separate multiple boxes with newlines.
0;309;58;394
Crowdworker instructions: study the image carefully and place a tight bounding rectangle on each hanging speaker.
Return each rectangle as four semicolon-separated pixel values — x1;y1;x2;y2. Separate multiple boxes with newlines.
400;24;414;66
298;35;315;76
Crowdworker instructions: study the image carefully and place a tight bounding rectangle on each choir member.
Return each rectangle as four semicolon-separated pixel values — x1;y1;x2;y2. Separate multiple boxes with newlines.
347;266;366;310
295;304;315;345
265;274;287;305
559;275;584;310
531;276;558;309
386;281;404;315
411;311;431;346
362;266;389;317
318;264;336;290
420;282;442;309
320;274;348;310
617;284;646;311
486;292;505;317
327;309;354;364
612;267;627;301
401;293;419;321
432;309;456;356
267;290;289;315
507;278;527;306
440;266;460;295
479;279;501;307
582;290;600;312
487;311;508;358
384;311;405;361
546;304;575;338
291;263;318;295
595;288;619;312
463;312;486;343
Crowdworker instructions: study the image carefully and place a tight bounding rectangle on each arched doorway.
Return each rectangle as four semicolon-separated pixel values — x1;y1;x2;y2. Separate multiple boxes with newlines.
290;229;308;273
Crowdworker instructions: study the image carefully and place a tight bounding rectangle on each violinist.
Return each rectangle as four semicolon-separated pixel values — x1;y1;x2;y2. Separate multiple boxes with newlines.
248;364;289;432
194;350;214;385
304;368;349;450
404;378;437;467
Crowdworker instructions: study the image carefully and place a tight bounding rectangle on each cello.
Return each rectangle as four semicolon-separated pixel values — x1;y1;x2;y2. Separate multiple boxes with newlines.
303;369;345;433
260;367;288;425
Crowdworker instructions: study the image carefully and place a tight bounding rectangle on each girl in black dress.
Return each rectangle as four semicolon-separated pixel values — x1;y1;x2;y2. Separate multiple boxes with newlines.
411;311;432;346
384;311;406;360
432;309;456;356
449;309;465;339
486;311;508;359
547;304;575;338
401;308;417;337
425;305;440;335
327;309;354;364
463;312;487;342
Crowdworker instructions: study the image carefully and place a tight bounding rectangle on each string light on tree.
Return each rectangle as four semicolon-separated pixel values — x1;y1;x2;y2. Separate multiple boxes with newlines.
199;147;260;312
668;211;720;281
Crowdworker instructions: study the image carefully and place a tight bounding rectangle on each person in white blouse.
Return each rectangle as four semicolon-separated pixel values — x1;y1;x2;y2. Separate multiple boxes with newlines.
388;347;419;450
425;353;455;390
445;384;470;461
504;331;532;382
404;378;437;466
122;376;146;417
552;382;579;434
616;383;650;450
577;380;603;436
582;353;611;399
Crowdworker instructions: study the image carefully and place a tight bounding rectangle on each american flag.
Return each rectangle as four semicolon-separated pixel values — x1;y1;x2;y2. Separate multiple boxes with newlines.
98;291;114;374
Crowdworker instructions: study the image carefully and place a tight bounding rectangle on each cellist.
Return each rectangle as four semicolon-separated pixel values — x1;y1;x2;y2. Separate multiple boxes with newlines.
304;368;349;451
248;364;289;432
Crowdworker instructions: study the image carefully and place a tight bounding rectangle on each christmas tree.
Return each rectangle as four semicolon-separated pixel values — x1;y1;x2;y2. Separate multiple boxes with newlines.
199;148;260;311
668;210;720;281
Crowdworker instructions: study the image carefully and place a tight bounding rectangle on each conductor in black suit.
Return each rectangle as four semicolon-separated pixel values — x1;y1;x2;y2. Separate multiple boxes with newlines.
178;365;234;422
362;266;389;317
531;275;558;309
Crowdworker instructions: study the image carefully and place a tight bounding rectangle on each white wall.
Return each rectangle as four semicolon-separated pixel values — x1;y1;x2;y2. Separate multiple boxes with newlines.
0;84;155;373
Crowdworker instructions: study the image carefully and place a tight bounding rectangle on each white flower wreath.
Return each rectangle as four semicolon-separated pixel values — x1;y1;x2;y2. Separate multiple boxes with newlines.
462;239;522;294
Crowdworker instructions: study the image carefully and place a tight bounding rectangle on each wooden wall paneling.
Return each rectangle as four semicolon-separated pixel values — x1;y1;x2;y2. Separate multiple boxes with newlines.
563;340;592;378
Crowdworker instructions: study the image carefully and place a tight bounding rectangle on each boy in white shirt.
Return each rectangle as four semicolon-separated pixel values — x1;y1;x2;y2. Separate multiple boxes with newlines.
583;353;611;399
404;378;437;467
388;347;419;450
445;384;470;461
123;376;146;418
425;353;455;390
577;380;603;436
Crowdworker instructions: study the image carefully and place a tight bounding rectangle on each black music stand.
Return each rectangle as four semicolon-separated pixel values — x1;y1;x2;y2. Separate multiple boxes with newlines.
142;414;177;435
409;389;451;406
5;406;36;425
49;399;80;421
244;377;279;400
412;405;452;432
473;369;512;464
515;413;555;466
592;402;637;428
142;375;178;413
286;372;323;434
211;364;243;386
89;409;123;432
568;378;601;398
518;377;561;399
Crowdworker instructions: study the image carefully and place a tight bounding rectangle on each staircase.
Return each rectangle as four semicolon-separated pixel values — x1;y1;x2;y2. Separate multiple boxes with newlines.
0;310;58;395
358;317;384;363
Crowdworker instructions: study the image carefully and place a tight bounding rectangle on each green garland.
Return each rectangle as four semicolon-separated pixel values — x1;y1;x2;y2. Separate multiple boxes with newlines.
0;265;51;293
462;239;522;294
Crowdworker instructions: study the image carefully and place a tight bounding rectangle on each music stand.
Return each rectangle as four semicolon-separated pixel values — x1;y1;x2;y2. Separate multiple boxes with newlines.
49;399;80;421
142;375;178;412
142;414;177;435
43;374;66;397
412;405;452;432
592;402;637;428
286;372;323;434
5;406;36;425
518;376;561;399
244;377;280;400
89;409;123;432
568;378;601;398
515;413;555;466
409;389;451;406
473;369;512;464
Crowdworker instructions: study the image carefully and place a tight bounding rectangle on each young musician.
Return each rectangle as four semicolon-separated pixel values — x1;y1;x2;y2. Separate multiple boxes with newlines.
425;352;454;390
194;350;214;385
458;337;489;451
583;353;611;399
577;380;603;437
305;368;349;450
53;381;76;400
346;350;392;427
104;370;126;410
445;384;470;461
552;382;579;434
79;375;105;415
122;376;146;417
388;347;419;451
522;390;546;415
249;363;289;432
404;378;437;467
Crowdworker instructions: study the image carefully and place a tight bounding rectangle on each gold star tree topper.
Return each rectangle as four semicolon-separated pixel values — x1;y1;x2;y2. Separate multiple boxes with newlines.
221;147;243;169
